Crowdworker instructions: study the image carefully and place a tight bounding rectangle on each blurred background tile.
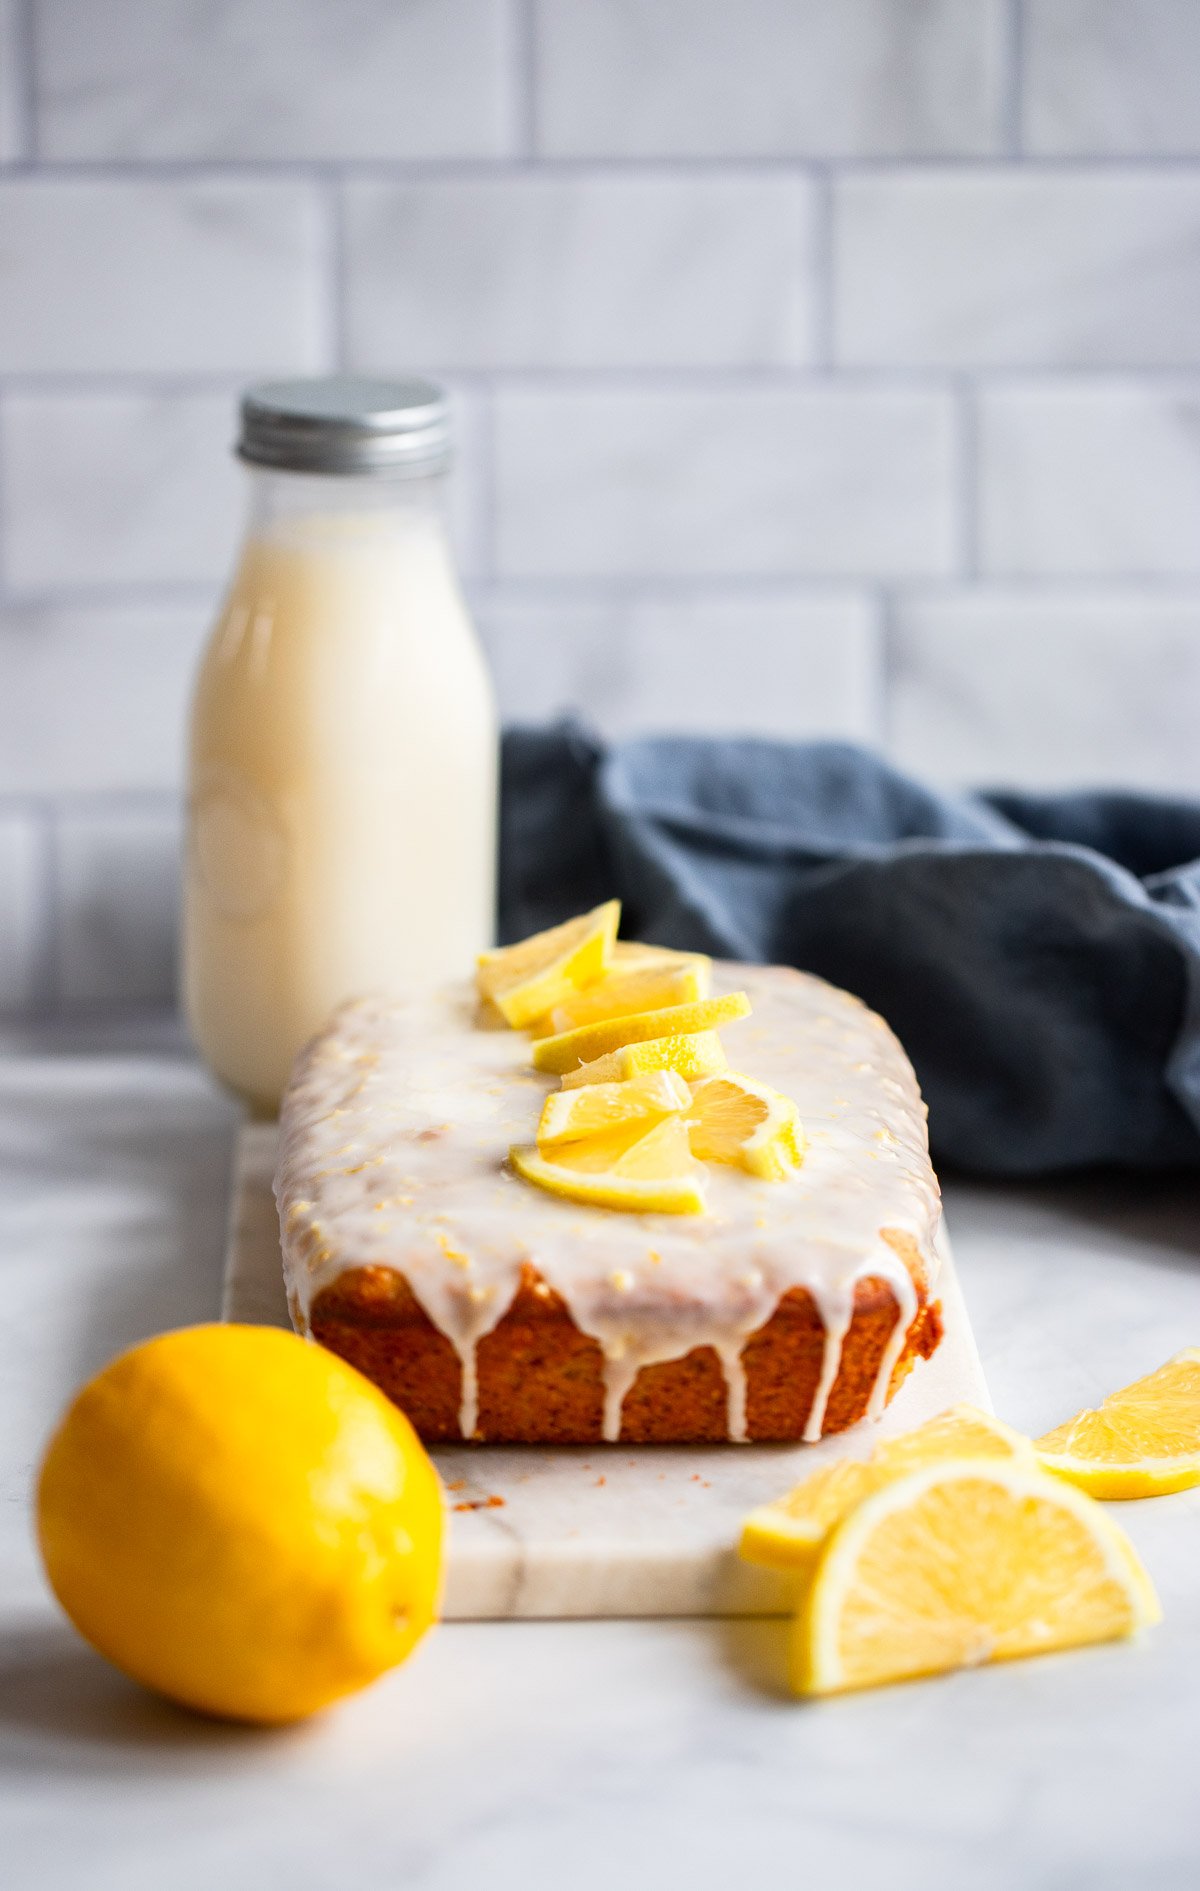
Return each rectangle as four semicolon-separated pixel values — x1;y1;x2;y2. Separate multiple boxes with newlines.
494;387;957;577
1023;0;1200;156
979;381;1200;577
345;176;816;371
479;590;882;739
889;590;1200;792
54;804;181;1005
34;0;514;160
535;0;1007;157
835;171;1200;366
0;605;207;794
0;180;325;373
2;392;241;589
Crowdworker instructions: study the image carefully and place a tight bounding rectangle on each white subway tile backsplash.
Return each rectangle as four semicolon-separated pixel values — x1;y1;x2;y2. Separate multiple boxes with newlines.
890;589;1200;792
344;175;816;371
34;0;512;160
479;590;882;740
2;392;243;589
835;171;1200;367
979;382;1200;577
494;387;957;578
0;179;324;373
0;604;209;793
56;806;181;1005
0;814;43;1010
535;0;1007;157
1024;0;1200;156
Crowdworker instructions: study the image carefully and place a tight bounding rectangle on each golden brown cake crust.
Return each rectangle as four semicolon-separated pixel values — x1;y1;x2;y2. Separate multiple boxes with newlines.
309;1251;943;1446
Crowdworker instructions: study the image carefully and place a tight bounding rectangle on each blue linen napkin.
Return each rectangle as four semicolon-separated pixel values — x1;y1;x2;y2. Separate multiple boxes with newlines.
499;726;1200;1176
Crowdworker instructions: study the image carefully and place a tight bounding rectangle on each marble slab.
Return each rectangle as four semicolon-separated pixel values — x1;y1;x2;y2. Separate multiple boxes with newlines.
223;1123;989;1620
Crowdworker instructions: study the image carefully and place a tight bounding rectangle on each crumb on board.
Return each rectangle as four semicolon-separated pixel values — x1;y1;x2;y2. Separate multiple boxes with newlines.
452;1494;507;1513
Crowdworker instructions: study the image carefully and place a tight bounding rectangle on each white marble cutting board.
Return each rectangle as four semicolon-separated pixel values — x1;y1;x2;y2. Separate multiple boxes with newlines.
223;1123;988;1620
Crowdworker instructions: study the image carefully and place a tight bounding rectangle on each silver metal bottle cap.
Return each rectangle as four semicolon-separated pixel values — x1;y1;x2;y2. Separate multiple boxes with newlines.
237;375;450;475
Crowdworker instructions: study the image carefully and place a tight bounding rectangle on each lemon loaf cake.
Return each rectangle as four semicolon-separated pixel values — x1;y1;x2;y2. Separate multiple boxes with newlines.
276;949;944;1445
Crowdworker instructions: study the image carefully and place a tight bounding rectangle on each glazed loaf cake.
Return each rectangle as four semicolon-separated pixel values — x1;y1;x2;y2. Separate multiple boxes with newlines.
276;962;944;1445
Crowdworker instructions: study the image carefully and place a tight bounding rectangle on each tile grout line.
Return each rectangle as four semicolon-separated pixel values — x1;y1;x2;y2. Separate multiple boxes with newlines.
508;0;539;158
955;377;981;580
6;154;1200;180
10;0;38;166
36;798;61;1015
322;170;348;372
809;165;835;370
1005;0;1026;158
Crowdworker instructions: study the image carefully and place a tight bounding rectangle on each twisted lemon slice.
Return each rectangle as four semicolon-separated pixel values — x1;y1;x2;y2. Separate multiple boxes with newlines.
476;899;619;1028
532;992;751;1076
740;1406;1033;1573
510;1116;707;1216
1036;1349;1200;1498
792;1458;1159;1696
532;955;711;1037
560;1031;729;1089
687;1072;804;1180
537;1070;691;1147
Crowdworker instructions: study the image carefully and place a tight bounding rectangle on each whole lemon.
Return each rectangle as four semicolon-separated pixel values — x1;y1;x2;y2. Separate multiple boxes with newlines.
36;1324;444;1724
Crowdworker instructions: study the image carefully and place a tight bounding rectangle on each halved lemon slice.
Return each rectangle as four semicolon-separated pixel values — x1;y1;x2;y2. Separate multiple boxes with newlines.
531;958;711;1037
740;1405;1033;1573
476;900;619;1028
793;1457;1160;1696
560;1031;729;1090
532;992;751;1076
1035;1349;1200;1498
510;1116;707;1215
537;1070;691;1147
688;1072;804;1180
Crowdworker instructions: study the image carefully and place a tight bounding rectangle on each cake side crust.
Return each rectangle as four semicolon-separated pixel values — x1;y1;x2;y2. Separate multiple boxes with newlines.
308;1251;942;1445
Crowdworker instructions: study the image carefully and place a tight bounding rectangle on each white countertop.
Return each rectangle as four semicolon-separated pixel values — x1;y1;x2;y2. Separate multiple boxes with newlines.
2;1026;1199;1890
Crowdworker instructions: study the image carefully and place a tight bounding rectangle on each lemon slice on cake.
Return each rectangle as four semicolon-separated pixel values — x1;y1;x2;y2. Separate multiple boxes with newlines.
792;1457;1160;1696
1035;1349;1200;1498
532;992;751;1076
532;957;712;1037
687;1072;804;1180
510;1116;707;1216
560;1031;729;1089
476;900;620;1028
740;1405;1033;1572
537;1070;690;1147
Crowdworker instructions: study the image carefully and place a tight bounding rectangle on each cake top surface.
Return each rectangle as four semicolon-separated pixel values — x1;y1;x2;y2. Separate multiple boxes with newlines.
276;961;942;1441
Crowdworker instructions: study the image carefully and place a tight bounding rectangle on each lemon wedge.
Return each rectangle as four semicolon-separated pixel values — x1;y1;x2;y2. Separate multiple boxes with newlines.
510;1116;707;1216
537;1070;691;1147
560;1031;729;1090
740;1405;1033;1573
1035;1349;1200;1498
477;900;620;1028
687;1072;804;1180
792;1457;1160;1697
610;940;712;972
532;957;712;1037
532;992;751;1076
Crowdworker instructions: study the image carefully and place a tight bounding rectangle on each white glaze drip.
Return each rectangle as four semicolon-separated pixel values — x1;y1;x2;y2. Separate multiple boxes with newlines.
802;1280;854;1444
715;1340;749;1444
865;1249;920;1422
275;962;942;1441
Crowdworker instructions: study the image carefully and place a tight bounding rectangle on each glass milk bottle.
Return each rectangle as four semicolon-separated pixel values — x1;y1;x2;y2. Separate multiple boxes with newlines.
184;377;497;1116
